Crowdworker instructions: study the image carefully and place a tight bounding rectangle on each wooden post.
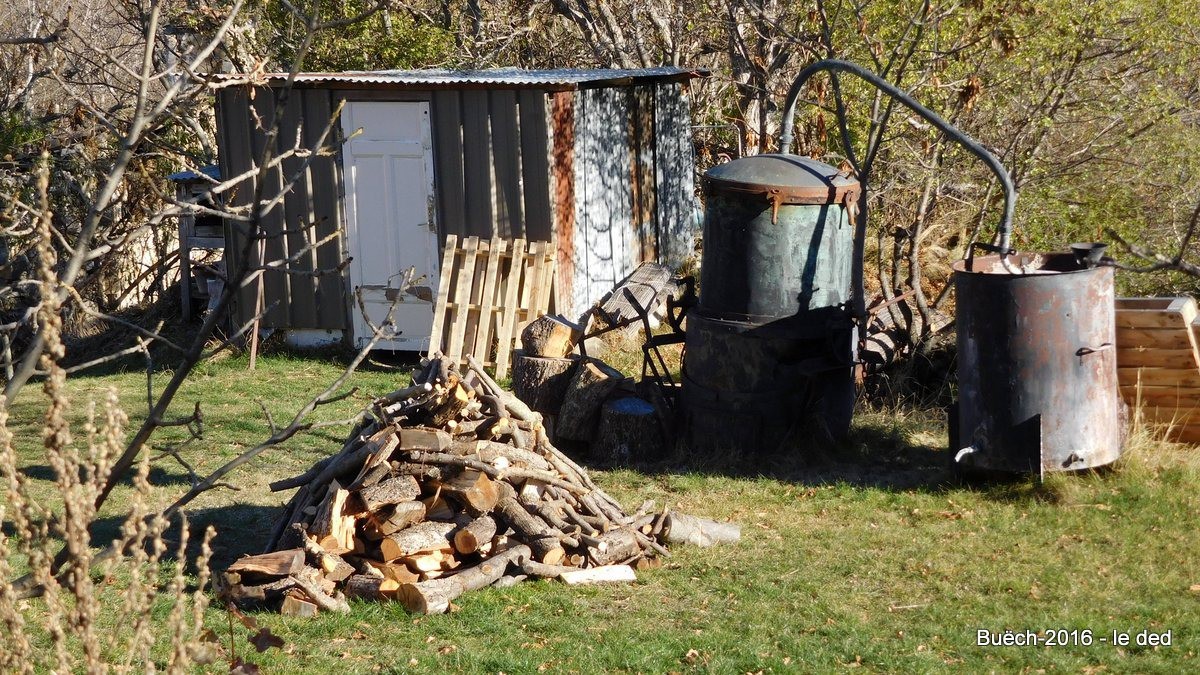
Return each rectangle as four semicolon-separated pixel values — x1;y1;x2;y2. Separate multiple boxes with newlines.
248;236;265;370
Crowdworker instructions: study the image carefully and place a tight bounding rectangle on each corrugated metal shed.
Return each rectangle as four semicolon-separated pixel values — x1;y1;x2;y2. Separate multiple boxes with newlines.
213;67;702;90
213;67;702;342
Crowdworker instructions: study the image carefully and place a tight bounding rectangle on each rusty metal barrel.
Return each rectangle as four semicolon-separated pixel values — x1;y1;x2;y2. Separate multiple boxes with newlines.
951;252;1126;474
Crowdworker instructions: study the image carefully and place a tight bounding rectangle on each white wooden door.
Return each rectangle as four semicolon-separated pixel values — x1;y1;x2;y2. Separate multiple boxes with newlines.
341;101;439;350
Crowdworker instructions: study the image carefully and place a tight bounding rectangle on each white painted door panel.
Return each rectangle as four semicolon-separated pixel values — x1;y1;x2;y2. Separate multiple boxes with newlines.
341;101;438;350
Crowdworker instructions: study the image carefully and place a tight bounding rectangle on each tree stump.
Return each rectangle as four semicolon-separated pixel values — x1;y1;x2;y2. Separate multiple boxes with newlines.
593;397;664;464
511;350;578;414
556;358;625;442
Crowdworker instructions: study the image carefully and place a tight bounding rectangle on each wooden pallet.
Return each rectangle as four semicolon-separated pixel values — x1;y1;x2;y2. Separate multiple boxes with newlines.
1115;297;1200;442
427;235;555;379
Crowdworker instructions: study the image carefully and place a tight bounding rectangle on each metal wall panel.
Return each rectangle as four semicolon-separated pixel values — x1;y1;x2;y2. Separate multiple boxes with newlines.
461;90;494;235
654;82;699;267
519;90;553;242
490;90;523;239
220;87;348;330
432;91;466;239
570;87;635;317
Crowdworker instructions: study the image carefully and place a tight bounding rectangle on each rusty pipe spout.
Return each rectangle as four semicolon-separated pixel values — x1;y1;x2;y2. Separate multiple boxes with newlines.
778;59;1016;256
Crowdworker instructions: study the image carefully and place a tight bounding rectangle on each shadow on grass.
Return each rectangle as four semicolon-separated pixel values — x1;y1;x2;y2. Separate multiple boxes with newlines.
565;411;960;493
81;502;283;575
19;464;195;488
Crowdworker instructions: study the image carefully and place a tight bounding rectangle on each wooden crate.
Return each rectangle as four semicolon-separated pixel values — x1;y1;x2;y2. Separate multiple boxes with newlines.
1115;297;1200;443
427;235;555;379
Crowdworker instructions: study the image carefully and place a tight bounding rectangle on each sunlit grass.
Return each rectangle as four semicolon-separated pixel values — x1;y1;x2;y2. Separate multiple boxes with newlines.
4;353;1199;672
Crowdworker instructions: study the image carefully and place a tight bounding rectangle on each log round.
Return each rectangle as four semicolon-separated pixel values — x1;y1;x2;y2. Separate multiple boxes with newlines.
511;351;579;414
594;397;664;465
557;358;625;442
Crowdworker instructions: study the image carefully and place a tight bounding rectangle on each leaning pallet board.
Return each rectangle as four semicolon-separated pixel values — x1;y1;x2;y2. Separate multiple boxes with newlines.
1115;297;1200;443
428;235;555;379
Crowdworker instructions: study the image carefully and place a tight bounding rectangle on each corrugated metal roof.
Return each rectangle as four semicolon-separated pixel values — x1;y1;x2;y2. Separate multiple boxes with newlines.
213;66;706;89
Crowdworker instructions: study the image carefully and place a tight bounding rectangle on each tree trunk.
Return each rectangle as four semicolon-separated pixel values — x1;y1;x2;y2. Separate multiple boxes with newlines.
663;513;741;547
453;514;498;554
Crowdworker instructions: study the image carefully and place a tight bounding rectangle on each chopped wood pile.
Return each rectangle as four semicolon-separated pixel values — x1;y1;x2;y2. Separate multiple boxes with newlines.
222;353;737;616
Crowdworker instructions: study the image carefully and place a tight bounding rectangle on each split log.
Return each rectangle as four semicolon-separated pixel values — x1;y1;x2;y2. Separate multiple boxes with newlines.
421;494;455;521
379;521;457;562
343;574;399;601
494;483;566;565
429;383;473;427
365;560;420;585
559;565;636;585
290;569;350;613
594;397;664;465
403;549;453;573
309;481;355;554
358;475;421;512
280;592;319;617
297;529;355;582
511;351;578;414
435;469;500;514
389;461;443;481
556;359;625;441
588;528;641;566
223;575;299;604
362;501;426;540
453;515;498;554
227;549;306;578
520;314;582;358
662;513;741;547
399;427;452;452
397;544;531;614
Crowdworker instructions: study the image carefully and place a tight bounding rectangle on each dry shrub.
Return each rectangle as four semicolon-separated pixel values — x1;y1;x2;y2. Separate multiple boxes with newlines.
0;155;217;673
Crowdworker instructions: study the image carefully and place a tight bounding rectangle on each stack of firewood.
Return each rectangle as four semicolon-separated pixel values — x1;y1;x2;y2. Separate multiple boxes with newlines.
221;353;737;616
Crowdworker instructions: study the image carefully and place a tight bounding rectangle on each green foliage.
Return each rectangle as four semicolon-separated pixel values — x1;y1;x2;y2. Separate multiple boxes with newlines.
253;1;452;71
0;111;47;157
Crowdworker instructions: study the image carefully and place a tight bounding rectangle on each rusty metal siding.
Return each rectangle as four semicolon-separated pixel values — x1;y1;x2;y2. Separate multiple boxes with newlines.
654;82;699;268
550;92;576;315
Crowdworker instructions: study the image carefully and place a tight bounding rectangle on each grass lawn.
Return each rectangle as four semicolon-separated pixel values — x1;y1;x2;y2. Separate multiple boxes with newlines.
3;352;1199;673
